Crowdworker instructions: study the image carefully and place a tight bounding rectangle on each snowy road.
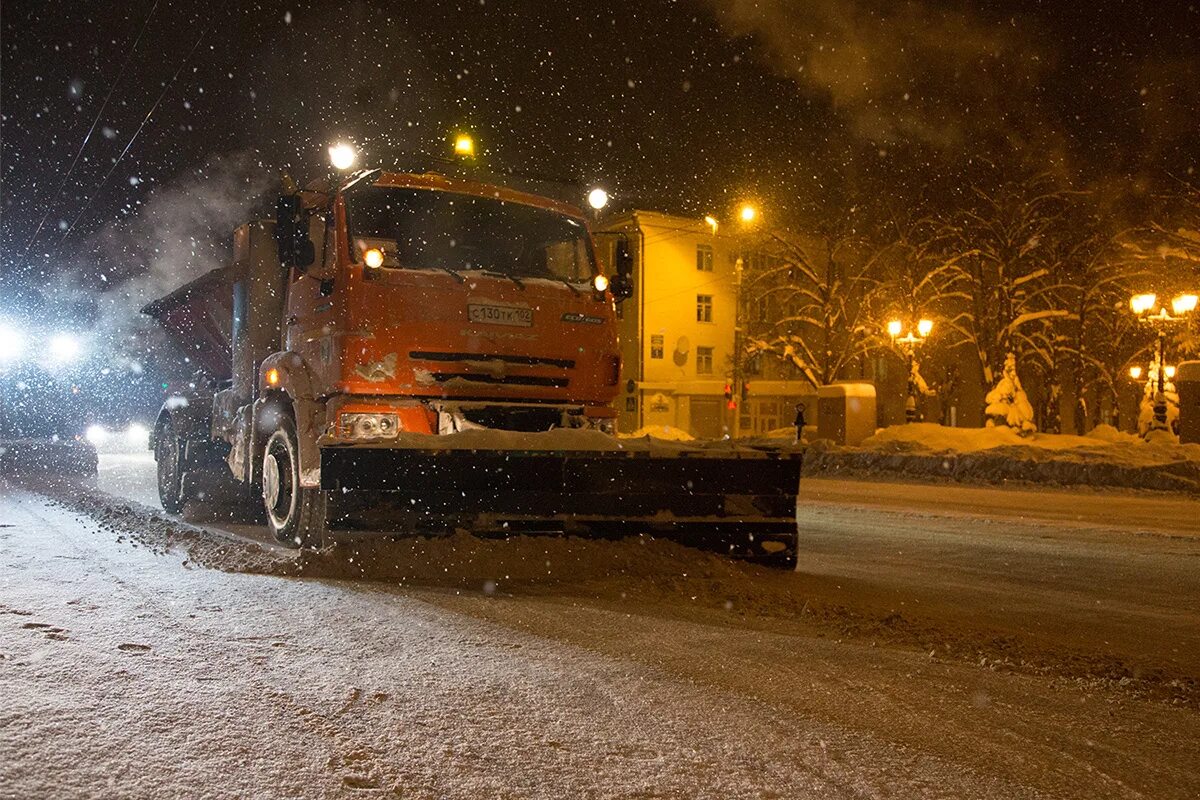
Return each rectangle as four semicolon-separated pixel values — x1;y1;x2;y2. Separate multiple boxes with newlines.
0;456;1197;798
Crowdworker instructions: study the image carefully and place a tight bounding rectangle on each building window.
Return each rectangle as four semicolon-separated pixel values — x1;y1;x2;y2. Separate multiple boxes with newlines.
696;244;714;272
696;346;714;374
650;334;664;359
696;294;713;323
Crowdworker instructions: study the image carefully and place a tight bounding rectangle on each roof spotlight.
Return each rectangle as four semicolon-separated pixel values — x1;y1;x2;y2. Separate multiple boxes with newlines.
453;134;475;158
328;142;356;171
587;187;609;210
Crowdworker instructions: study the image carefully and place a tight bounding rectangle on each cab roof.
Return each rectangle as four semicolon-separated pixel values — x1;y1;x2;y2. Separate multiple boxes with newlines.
366;171;588;222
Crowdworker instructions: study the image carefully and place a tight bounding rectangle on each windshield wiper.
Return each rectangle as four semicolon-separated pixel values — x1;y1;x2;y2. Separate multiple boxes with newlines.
553;277;583;296
481;269;525;290
438;266;466;283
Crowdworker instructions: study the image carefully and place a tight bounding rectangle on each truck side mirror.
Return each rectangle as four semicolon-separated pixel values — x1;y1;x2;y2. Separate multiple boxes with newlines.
275;195;316;269
611;239;634;301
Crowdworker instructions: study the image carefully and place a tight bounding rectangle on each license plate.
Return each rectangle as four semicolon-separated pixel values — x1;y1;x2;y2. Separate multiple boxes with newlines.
468;303;533;327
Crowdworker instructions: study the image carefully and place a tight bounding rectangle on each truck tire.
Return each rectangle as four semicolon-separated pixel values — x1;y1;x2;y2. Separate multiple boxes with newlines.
155;419;186;514
262;412;327;549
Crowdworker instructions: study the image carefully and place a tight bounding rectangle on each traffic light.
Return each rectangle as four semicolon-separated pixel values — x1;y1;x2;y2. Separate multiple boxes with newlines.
724;382;736;410
741;381;750;403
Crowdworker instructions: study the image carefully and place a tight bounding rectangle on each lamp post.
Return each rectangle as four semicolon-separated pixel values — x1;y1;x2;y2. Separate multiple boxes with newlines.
888;318;934;423
1130;292;1197;436
730;203;758;439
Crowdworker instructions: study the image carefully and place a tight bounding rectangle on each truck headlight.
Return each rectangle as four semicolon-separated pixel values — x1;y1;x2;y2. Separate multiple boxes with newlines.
339;413;400;439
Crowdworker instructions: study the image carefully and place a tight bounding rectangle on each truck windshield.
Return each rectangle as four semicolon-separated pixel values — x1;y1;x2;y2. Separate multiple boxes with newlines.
347;186;596;282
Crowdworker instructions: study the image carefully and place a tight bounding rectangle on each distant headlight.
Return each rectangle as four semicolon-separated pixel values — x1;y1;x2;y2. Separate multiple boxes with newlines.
339;413;400;439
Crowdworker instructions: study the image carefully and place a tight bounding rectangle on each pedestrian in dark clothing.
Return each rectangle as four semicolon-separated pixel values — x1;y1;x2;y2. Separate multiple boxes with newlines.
793;402;807;443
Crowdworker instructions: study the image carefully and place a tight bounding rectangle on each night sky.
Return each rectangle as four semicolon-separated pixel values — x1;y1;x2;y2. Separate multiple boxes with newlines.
1;0;1198;329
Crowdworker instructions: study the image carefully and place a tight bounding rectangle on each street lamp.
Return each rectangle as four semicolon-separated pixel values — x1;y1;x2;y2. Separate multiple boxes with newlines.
728;203;761;438
586;187;609;211
888;318;934;423
327;142;356;171
1130;291;1197;437
453;133;475;158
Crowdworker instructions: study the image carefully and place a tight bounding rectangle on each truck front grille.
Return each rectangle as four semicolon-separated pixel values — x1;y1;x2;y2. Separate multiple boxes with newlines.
430;373;569;388
411;351;575;369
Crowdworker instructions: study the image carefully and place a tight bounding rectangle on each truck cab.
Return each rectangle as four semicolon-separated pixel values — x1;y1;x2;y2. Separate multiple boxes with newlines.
284;171;623;440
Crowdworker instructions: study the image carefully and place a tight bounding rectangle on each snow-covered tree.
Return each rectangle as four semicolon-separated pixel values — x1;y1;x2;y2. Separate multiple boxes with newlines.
1145;177;1200;269
905;357;937;422
1019;226;1140;433
925;174;1075;389
741;221;889;388
1137;360;1180;441
984;353;1037;434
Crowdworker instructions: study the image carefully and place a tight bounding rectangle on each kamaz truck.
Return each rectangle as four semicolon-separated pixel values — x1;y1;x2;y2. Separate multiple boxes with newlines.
143;157;801;566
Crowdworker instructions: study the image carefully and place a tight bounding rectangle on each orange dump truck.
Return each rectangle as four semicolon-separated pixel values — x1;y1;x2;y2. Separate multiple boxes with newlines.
143;165;801;565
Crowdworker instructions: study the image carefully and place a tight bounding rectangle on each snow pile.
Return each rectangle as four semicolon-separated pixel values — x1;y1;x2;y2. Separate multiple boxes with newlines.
803;422;1200;493
391;427;630;452
356;426;793;458
1083;424;1143;446
860;422;1154;453
618;425;695;442
984;353;1036;435
25;471;754;589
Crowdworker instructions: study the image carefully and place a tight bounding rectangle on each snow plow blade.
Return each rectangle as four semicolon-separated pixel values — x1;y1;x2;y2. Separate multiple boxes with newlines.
320;447;802;566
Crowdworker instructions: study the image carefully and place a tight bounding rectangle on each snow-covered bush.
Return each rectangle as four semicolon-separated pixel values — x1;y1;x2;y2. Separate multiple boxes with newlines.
984;353;1037;435
1136;361;1179;442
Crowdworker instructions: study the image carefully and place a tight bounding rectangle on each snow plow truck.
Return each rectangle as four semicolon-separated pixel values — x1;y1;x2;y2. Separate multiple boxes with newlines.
143;160;801;566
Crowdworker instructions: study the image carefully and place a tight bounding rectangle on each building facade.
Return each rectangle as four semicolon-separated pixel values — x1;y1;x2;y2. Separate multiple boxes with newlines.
598;210;815;438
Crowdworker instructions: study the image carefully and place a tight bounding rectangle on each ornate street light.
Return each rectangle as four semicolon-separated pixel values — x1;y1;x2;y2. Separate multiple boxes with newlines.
1130;291;1197;436
888;318;934;423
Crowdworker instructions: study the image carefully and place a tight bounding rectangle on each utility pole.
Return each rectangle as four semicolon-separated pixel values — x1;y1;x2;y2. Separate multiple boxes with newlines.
732;254;744;439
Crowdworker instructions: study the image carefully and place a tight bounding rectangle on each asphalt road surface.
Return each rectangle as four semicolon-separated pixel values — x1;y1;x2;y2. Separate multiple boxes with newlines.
0;453;1197;798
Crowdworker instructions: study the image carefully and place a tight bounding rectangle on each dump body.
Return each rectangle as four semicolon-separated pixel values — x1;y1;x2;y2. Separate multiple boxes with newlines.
141;267;234;383
145;167;800;564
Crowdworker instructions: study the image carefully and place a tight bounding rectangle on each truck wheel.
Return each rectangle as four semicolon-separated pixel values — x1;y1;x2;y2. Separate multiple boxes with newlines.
262;413;327;549
155;419;186;514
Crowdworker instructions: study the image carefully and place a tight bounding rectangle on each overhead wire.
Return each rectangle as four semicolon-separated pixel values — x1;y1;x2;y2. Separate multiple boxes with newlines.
16;0;162;269
50;2;220;255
